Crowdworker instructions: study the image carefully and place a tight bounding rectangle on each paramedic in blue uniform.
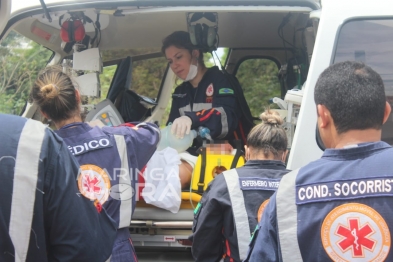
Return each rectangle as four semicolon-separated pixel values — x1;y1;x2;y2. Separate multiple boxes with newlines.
190;109;290;262
162;31;241;185
0;113;117;262
245;61;393;262
31;66;160;262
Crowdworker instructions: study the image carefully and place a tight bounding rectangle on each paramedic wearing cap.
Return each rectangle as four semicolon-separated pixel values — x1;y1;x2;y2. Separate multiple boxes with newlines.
31;66;159;262
0;113;117;262
245;61;393;261
190;109;290;262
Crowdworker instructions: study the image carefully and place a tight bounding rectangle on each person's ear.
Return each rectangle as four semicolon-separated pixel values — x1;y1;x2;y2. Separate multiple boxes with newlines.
282;150;289;162
317;104;331;129
244;145;249;161
383;101;391;124
75;89;81;104
192;49;200;60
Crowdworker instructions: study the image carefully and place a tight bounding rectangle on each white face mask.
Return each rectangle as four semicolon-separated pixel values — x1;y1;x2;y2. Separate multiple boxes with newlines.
183;59;198;82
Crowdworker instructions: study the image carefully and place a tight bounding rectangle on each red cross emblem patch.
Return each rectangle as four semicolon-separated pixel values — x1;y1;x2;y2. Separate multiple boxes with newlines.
78;164;111;204
84;175;102;194
336;218;375;257
206;83;214;96
321;203;390;261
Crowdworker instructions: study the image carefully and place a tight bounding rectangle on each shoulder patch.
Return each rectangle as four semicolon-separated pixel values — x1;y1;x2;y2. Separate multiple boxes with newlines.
239;177;280;191
296;176;393;205
321;203;390;261
206;83;214;96
77;164;111;204
219;88;234;95
172;93;187;98
67;136;113;156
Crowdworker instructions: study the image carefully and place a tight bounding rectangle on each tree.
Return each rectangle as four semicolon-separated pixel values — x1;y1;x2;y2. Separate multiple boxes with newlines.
236;58;281;117
98;49;168;100
0;31;52;114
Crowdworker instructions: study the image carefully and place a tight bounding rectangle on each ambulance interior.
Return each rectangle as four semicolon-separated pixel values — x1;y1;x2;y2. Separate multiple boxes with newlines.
3;2;320;248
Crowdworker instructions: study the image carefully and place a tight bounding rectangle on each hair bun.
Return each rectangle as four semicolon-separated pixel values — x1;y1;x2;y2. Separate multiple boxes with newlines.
260;109;283;125
40;84;59;100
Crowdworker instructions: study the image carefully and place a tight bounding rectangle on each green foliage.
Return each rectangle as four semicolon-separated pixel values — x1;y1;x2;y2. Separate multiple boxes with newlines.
0;31;52;115
131;57;167;97
92;49;167;107
95;49;169;125
204;48;228;68
99;65;117;99
236;58;281;117
221;48;229;65
98;49;167;99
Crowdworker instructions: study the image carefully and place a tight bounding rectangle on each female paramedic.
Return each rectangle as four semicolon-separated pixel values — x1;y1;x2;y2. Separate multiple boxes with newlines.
189;109;290;262
162;31;241;186
31;66;160;262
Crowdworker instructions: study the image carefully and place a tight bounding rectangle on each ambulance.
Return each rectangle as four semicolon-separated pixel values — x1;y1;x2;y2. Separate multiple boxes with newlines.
1;0;392;259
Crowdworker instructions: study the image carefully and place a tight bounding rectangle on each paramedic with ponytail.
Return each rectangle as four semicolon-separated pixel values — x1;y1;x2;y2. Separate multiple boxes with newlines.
162;31;241;186
190;109;290;262
31;66;159;262
0;113;116;261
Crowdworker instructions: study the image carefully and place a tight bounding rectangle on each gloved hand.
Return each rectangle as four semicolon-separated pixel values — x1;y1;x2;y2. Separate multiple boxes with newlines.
171;116;192;139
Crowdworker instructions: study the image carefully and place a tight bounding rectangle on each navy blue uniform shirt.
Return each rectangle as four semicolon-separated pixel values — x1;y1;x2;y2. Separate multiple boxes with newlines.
247;142;393;262
167;66;241;153
56;121;159;262
0;114;116;262
190;160;289;262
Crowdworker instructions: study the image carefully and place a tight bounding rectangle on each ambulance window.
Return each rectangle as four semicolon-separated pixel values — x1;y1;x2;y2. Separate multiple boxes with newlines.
130;56;168;98
101;49;167;100
333;19;393;145
0;30;53;115
93;54;167;118
236;58;281;118
99;64;117;98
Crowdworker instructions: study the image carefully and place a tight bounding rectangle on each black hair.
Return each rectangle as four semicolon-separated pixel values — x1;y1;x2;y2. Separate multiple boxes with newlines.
161;31;204;65
314;61;386;134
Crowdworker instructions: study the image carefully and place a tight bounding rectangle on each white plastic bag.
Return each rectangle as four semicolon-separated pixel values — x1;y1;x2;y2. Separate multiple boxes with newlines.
141;147;181;213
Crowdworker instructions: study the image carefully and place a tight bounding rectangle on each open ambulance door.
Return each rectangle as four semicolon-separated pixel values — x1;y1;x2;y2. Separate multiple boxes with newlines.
0;0;11;43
